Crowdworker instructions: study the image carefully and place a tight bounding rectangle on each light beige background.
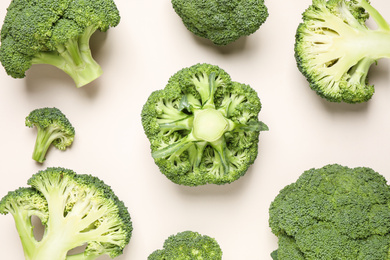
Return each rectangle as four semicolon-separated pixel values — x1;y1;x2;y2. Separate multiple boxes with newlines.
1;0;390;259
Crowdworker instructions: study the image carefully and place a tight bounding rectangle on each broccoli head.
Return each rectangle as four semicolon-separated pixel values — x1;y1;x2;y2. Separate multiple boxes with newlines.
148;230;223;259
141;63;268;186
295;0;390;103
0;167;133;260
171;0;268;45
269;164;390;259
0;0;120;87
25;107;75;163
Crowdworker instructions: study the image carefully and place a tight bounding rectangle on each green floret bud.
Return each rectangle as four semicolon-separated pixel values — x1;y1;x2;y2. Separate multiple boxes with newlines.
0;0;120;87
295;0;390;103
25;107;75;163
269;164;390;259
171;0;269;45
0;167;133;260
148;231;223;259
141;63;268;186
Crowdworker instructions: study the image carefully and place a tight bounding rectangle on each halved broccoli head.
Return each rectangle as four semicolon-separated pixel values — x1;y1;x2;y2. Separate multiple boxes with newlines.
148;230;223;259
295;0;390;103
269;164;390;259
25;107;75;163
171;0;268;45
0;0;120;87
141;63;268;186
0;167;133;260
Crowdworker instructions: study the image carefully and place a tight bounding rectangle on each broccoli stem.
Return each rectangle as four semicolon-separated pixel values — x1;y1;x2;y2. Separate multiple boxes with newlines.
12;211;38;259
31;25;102;88
32;126;64;163
359;0;390;31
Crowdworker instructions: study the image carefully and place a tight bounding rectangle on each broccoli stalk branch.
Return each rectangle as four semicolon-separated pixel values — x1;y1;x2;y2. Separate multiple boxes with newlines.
32;125;66;163
31;25;102;88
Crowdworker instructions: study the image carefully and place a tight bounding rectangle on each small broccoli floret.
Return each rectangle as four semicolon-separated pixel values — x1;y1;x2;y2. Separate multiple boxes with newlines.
148;230;223;259
0;0;120;87
295;0;390;103
0;167;133;260
269;164;390;259
25;107;75;163
141;63;268;186
171;0;268;45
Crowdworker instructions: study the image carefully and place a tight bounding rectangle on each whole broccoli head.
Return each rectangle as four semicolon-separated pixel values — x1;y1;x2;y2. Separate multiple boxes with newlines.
0;0;120;87
0;167;133;260
269;164;390;259
295;0;390;103
148;230;223;259
141;63;268;186
25;107;75;163
171;0;268;45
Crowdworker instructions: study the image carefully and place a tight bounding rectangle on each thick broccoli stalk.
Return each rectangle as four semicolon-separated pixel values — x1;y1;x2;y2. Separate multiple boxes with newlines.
0;0;120;87
295;0;390;103
142;63;268;186
148;231;223;259
269;164;390;259
0;167;133;260
25;107;75;163
171;0;268;45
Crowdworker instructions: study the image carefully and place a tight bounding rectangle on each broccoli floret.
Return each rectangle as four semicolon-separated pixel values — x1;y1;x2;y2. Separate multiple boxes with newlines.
0;167;133;260
25;107;75;163
0;0;120;87
141;63;268;186
148;231;223;259
171;0;268;45
269;164;390;259
295;0;390;103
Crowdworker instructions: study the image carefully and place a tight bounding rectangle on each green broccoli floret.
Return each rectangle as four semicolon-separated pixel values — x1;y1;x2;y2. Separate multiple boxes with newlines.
0;0;120;87
0;167;133;260
269;164;390;260
141;63;268;186
25;107;75;163
148;230;223;259
295;0;390;103
171;0;268;45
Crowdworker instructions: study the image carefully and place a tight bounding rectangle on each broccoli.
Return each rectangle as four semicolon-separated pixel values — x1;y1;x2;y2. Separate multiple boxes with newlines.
0;0;120;88
295;0;390;103
0;167;133;260
171;0;268;45
148;230;223;259
141;63;268;186
25;107;75;163
269;164;390;259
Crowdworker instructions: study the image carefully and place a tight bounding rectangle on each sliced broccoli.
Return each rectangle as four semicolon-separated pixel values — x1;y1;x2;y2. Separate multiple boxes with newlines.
0;167;133;260
0;0;120;87
171;0;268;45
25;107;75;163
141;63;268;186
269;164;390;259
295;0;390;103
148;230;223;259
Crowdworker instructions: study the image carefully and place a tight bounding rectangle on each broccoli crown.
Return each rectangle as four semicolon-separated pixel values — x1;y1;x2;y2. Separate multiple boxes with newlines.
269;164;390;259
0;0;120;87
295;0;390;103
25;107;75;163
171;0;268;45
0;167;133;260
148;231;223;259
141;63;268;186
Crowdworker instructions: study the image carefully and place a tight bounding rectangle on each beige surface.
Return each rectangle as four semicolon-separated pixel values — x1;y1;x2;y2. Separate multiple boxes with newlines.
1;0;390;259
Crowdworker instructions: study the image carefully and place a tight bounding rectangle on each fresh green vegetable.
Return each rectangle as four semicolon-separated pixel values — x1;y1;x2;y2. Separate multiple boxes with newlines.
26;107;75;163
141;63;268;186
171;0;268;45
295;0;390;103
269;164;390;259
0;0;120;87
148;230;223;259
0;167;133;260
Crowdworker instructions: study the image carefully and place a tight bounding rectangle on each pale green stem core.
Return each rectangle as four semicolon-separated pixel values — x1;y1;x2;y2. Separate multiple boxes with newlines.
192;108;229;142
